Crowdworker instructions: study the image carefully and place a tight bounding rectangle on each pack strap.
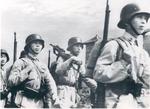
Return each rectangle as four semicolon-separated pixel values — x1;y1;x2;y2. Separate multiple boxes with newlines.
20;58;43;87
115;37;129;49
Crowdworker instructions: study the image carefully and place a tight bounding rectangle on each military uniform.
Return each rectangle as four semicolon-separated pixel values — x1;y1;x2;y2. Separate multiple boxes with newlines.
93;32;150;108
0;67;8;107
92;3;150;108
0;49;10;107
55;55;85;108
8;54;58;108
8;34;58;108
143;29;150;55
53;37;82;108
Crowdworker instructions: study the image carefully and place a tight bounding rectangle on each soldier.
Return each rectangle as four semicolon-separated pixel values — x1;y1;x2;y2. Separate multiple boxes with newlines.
93;3;150;108
8;34;59;108
0;49;10;107
143;29;150;54
55;37;97;108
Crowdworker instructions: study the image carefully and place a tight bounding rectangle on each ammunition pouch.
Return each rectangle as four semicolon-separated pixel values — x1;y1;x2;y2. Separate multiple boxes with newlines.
23;87;41;99
127;81;142;97
39;84;48;97
0;90;9;100
57;81;75;87
107;77;142;97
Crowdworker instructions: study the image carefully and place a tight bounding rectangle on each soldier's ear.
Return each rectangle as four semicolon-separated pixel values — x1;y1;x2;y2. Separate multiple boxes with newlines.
125;23;133;31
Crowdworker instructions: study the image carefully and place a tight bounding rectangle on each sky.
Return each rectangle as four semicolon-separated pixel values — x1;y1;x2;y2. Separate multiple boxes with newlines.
0;0;150;66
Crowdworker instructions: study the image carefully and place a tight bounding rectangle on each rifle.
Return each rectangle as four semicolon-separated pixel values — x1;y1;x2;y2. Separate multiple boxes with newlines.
13;32;17;63
50;44;82;65
50;44;71;61
50;44;83;88
86;0;110;108
48;50;51;68
6;32;18;107
96;0;110;108
50;44;97;95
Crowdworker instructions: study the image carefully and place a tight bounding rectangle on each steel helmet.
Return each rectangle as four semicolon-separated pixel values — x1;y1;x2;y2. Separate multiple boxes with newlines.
0;49;9;62
24;34;44;51
67;37;83;51
118;3;150;29
19;50;27;58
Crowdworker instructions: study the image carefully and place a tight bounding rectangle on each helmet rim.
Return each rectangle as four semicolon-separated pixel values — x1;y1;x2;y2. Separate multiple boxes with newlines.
24;34;45;52
118;3;150;29
67;37;83;51
1;49;9;62
24;39;44;52
67;42;83;51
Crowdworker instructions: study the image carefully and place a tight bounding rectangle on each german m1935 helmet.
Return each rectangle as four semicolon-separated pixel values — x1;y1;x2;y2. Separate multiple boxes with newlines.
24;34;44;51
1;49;9;62
67;37;83;51
118;3;150;29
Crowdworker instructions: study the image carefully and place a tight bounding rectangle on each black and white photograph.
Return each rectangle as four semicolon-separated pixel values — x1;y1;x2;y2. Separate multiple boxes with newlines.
0;0;150;108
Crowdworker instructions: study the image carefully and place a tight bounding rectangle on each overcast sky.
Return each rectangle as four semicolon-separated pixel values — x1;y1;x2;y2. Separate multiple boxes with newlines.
0;0;150;65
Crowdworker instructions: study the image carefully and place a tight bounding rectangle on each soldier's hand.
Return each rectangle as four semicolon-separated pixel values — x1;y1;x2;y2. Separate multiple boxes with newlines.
145;31;150;37
70;56;82;66
143;28;150;37
83;77;97;92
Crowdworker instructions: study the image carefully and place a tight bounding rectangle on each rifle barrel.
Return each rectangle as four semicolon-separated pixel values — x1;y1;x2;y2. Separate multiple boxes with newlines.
13;32;17;63
96;0;110;108
48;50;51;68
103;0;110;43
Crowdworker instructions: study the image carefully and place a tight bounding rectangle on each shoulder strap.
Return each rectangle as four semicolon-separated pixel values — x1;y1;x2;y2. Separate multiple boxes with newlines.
20;58;42;81
20;58;40;73
113;37;128;61
115;37;129;49
20;58;29;68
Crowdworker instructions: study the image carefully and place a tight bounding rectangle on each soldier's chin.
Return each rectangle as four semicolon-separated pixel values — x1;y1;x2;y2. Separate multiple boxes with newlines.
34;50;41;54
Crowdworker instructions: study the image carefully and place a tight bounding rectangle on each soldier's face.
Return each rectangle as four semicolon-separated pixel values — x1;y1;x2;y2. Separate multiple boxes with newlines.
30;41;43;54
131;14;148;35
70;44;82;56
0;54;7;67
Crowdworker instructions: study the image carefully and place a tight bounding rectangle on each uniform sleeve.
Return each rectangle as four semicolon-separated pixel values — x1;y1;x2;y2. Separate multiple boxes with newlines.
43;67;58;107
79;63;86;77
93;40;129;83
140;50;150;88
55;57;72;75
8;59;28;87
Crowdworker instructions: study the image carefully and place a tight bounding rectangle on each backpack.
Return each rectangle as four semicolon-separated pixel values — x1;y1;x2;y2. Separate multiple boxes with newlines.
86;37;128;108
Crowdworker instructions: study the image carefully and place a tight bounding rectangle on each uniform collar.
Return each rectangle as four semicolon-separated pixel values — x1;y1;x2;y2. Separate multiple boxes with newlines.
122;32;143;47
122;32;137;43
27;53;39;61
